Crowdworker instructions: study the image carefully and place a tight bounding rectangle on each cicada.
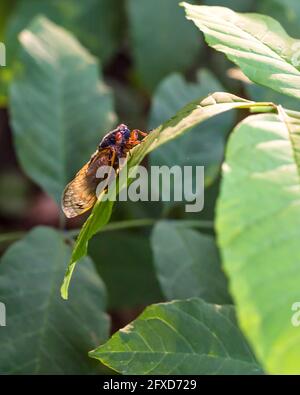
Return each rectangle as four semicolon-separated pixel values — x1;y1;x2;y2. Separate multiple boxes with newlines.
62;124;147;218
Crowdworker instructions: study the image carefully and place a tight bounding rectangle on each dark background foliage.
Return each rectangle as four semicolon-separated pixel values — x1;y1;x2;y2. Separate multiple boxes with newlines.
0;0;299;374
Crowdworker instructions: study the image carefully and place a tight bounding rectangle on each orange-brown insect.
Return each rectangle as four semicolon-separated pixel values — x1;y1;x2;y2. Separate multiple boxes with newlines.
62;124;147;218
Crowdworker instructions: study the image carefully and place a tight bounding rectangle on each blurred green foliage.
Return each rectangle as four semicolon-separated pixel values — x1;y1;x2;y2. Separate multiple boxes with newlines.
1;0;300;375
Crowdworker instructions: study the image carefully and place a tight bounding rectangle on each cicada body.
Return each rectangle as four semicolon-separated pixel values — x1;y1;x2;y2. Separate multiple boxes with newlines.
62;124;147;218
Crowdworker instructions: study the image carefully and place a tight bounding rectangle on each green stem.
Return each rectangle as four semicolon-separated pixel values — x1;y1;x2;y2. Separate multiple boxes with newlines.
66;218;156;238
66;218;214;238
0;218;215;245
0;231;25;244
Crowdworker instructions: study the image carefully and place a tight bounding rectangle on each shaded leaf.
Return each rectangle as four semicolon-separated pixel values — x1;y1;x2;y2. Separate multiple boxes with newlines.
151;221;231;303
90;298;262;374
0;226;109;374
149;69;234;196
127;0;202;90
10;16;116;204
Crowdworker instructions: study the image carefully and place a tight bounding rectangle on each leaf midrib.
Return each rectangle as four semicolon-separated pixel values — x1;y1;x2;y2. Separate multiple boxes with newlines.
34;241;65;373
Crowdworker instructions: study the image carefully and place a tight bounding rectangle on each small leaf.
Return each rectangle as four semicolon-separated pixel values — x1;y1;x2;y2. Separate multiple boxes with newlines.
182;3;300;99
216;110;300;373
151;221;231;304
62;92;261;299
10;16;116;204
0;227;109;374
90;298;262;375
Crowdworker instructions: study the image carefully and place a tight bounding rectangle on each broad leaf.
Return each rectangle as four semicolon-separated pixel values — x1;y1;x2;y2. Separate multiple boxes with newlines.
10;16;116;204
0;227;109;374
151;221;230;304
62;92;265;299
216;111;300;374
90;298;262;374
149;69;234;195
182;3;300;99
127;0;202;90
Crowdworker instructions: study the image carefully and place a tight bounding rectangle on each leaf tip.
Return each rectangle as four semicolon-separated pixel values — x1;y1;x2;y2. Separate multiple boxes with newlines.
179;1;188;8
88;349;96;359
60;277;69;300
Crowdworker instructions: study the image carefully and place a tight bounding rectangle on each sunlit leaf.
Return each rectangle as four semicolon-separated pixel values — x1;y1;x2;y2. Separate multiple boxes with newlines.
182;2;300;99
216;109;300;373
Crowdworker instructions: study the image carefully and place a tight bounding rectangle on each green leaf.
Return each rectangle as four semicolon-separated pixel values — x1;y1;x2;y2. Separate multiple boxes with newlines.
90;298;262;374
62;92;275;299
10;16;116;204
216;110;300;374
149;69;234;195
182;3;300;99
127;0;203;90
0;226;109;374
151;221;231;304
89;231;163;309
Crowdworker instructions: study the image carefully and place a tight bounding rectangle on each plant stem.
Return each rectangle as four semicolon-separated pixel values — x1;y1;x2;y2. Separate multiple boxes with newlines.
66;218;156;238
0;219;215;244
66;218;214;238
0;231;25;244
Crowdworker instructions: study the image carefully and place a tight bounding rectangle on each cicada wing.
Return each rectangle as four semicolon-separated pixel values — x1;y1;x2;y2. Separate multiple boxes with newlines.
62;148;113;218
62;161;97;218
